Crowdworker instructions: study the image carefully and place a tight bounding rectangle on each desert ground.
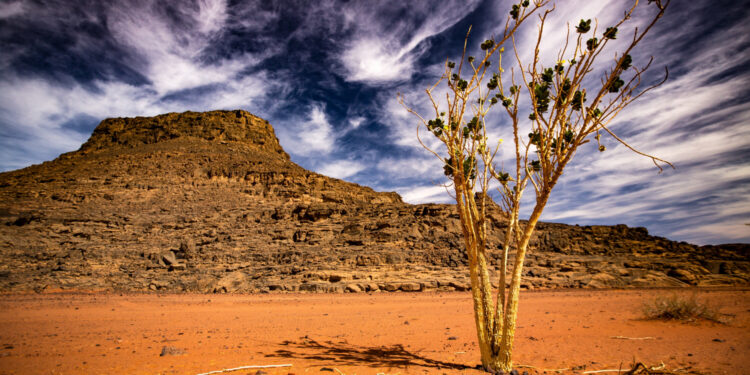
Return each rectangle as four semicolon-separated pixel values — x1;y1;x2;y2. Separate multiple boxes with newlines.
0;289;747;375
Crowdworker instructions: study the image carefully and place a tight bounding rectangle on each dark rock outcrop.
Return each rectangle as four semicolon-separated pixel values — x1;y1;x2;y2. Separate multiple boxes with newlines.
0;110;747;293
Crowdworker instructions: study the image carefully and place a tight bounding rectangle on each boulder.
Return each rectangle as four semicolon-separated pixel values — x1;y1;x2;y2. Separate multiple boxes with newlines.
449;281;470;291
400;282;422;292
382;283;400;292
162;251;179;266
345;284;362;293
213;271;247;293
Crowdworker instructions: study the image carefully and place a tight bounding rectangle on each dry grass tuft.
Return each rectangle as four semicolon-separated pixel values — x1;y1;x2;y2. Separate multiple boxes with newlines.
641;294;726;324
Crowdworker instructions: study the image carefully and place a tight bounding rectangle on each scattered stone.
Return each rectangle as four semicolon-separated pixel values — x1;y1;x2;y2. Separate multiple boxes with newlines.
400;282;422;292
382;283;400;292
345;284;361;293
169;263;186;271
213;272;247;293
161;251;179;266
159;346;186;356
449;281;470;291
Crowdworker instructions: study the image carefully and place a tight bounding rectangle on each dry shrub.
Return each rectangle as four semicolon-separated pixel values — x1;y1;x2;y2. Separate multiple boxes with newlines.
642;294;725;324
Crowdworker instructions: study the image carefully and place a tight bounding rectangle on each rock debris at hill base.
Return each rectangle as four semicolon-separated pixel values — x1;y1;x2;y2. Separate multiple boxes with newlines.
0;110;747;293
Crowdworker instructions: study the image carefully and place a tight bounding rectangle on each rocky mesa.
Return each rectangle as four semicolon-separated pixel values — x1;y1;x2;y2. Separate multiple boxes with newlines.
0;110;747;293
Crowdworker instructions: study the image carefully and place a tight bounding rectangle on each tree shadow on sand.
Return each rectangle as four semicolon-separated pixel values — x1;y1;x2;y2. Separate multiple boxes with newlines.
266;336;471;371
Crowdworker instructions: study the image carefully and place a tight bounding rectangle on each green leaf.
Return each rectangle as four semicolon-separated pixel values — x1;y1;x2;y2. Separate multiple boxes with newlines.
563;130;575;143
608;76;625;93
604;27;618;39
463;156;477;179
528;131;542;146
586;37;599;51
533;83;550;113
576;19;591;33
555;78;572;107
620;54;632;70
487;77;498;90
510;4;520;20
555;62;565;75
497;171;510;184
541;68;554;83
571;90;586;111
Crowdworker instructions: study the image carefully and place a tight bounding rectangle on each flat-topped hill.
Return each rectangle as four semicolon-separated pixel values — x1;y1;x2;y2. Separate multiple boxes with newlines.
79;110;290;159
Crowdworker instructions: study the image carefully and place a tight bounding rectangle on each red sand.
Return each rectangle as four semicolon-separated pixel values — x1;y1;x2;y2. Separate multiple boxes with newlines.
0;289;747;375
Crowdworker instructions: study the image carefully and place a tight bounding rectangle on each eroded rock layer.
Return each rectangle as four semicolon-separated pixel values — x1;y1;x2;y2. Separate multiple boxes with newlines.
0;110;747;293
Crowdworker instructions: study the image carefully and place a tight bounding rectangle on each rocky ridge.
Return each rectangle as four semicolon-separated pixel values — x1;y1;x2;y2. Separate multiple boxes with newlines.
0;110;747;293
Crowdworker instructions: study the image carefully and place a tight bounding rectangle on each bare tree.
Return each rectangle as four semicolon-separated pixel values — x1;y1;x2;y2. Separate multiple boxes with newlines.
400;0;672;372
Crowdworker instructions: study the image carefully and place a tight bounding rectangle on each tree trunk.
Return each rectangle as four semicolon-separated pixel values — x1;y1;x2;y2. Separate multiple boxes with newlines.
455;162;554;373
495;193;549;371
460;194;550;372
455;183;498;368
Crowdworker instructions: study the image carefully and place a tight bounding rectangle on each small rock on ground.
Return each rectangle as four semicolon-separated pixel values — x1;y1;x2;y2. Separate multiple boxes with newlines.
159;346;186;356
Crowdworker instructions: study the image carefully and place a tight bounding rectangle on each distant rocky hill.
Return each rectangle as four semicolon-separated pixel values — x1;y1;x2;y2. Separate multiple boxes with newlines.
0;110;747;293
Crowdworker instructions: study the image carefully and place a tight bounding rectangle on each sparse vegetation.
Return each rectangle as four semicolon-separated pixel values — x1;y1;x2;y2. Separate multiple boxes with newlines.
642;294;725;324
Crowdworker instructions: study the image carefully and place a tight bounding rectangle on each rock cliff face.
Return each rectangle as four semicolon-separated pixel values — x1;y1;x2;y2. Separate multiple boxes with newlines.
0;110;747;293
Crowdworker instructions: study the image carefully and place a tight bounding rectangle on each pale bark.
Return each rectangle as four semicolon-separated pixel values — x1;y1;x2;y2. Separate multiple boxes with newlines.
456;183;494;365
496;193;549;370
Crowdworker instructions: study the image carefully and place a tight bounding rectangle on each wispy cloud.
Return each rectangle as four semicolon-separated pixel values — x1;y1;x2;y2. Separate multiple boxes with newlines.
348;116;365;129
275;104;335;157
334;1;481;83
108;0;258;95
0;1;24;19
317;160;366;180
400;185;454;204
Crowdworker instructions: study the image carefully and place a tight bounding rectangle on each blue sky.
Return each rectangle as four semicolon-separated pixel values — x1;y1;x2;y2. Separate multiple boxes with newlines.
0;0;748;245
